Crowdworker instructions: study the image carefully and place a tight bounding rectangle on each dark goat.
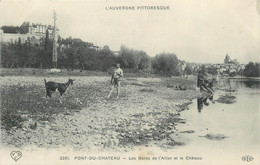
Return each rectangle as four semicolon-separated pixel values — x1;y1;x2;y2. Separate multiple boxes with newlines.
44;78;75;98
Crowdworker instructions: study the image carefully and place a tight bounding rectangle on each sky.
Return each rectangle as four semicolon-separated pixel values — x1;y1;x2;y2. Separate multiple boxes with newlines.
0;0;259;64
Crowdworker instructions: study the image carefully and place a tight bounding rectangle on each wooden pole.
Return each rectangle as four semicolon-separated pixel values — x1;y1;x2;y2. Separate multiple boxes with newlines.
52;11;57;68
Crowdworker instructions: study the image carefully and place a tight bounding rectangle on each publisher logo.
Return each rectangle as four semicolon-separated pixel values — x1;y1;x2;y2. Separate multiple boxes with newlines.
10;151;22;162
241;155;254;162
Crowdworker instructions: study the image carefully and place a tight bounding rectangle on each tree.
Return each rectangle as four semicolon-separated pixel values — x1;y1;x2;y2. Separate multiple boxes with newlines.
184;66;193;75
1;26;20;33
116;45;151;72
152;53;179;76
136;50;150;71
243;62;260;77
1;43;13;68
98;45;116;71
206;65;218;75
43;30;53;68
117;45;136;69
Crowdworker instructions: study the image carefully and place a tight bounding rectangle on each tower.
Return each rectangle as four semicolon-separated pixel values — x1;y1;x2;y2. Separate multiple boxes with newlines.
224;53;230;64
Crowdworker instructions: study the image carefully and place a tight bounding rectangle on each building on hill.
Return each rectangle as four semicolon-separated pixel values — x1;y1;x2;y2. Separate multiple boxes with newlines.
0;21;58;45
215;54;241;76
224;53;239;66
19;22;57;39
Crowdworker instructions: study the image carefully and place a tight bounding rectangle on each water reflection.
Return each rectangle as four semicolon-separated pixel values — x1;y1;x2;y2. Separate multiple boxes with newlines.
243;80;260;88
197;78;260;112
179;78;260;152
219;78;260;89
197;94;214;112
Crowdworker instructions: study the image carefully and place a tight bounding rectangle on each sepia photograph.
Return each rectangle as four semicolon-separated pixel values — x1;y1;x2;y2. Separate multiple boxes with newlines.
0;0;259;164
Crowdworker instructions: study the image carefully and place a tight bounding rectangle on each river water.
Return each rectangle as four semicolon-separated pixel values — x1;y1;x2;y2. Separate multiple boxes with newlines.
173;78;260;163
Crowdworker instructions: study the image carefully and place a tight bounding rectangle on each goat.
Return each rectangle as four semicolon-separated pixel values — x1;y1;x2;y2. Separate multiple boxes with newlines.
44;78;75;98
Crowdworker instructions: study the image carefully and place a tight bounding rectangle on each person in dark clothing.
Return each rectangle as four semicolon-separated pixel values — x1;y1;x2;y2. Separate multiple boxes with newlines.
197;71;206;91
197;71;215;93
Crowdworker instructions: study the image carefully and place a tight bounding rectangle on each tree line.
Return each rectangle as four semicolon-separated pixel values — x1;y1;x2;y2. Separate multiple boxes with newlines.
1;32;184;75
1;31;259;77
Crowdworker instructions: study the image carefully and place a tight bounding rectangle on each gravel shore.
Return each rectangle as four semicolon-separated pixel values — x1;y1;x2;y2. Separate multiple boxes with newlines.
1;75;204;152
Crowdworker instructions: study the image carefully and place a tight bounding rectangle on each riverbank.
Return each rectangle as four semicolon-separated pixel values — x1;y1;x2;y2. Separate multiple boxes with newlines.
1;75;206;152
0;68;151;78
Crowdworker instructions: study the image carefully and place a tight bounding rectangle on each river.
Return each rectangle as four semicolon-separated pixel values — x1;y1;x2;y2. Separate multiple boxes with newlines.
172;78;260;163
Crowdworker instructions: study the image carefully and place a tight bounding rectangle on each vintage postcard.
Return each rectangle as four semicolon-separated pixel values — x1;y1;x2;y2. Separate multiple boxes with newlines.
0;0;259;165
